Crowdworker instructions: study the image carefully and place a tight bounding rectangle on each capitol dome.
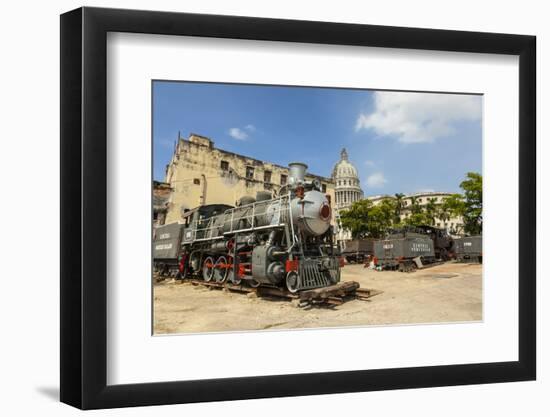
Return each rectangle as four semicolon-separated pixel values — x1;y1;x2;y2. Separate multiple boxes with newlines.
333;149;359;179
332;148;363;210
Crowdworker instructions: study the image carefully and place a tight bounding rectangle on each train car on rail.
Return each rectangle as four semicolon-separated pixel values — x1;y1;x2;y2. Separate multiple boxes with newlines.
341;238;375;264
374;231;435;271
373;225;454;271
454;235;482;263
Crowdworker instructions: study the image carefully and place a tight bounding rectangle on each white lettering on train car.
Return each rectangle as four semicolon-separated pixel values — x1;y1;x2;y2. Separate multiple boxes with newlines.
155;243;173;250
411;242;430;252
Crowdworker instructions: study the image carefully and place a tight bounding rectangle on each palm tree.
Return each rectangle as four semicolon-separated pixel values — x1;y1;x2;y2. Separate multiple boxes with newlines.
425;197;438;225
394;193;405;224
409;196;422;215
437;204;451;226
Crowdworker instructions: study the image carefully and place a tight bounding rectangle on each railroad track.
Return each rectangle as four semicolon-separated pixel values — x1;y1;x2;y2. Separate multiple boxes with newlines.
156;276;382;307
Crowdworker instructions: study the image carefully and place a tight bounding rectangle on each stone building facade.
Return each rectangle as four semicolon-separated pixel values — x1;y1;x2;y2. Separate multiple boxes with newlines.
331;148;364;242
153;181;171;227
162;133;335;225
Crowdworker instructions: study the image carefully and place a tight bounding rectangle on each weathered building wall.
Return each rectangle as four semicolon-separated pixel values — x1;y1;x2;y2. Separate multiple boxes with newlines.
153;181;172;227
163;134;335;225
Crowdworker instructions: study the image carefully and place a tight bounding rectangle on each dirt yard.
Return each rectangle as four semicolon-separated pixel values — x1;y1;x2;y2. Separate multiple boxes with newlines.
153;262;482;334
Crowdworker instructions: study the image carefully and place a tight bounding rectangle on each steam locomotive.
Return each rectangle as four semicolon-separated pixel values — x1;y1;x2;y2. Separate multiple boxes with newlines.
153;162;341;293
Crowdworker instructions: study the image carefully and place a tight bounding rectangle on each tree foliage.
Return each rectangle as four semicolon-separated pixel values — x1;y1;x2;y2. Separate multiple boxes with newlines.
339;198;396;238
393;193;405;224
338;199;372;238
338;172;482;237
460;172;483;235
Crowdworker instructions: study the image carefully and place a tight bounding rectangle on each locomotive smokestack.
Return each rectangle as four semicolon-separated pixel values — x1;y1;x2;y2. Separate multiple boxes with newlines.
288;162;308;187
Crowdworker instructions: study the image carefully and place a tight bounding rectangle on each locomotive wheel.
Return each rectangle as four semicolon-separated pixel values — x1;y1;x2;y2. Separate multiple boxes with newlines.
226;256;241;285
213;256;228;283
202;256;215;282
285;271;299;293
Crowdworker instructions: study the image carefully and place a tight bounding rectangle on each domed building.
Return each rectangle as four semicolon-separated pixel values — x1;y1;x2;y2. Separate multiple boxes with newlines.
332;148;364;242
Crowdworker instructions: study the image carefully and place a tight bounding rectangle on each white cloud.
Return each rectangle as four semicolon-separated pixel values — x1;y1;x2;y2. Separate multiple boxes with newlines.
355;91;481;144
366;172;387;188
364;160;375;167
244;124;256;132
228;127;249;141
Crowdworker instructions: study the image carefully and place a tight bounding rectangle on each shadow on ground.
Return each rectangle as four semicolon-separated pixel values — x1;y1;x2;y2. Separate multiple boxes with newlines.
36;386;59;401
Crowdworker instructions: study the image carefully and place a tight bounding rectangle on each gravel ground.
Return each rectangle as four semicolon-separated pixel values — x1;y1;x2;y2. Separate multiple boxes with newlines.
153;262;482;334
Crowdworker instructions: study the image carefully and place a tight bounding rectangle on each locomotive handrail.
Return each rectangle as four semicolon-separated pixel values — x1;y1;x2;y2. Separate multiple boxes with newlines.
251;202;255;229
189;195;291;238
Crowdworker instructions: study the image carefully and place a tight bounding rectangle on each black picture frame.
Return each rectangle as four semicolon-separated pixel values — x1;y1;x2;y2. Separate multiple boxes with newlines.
60;6;536;410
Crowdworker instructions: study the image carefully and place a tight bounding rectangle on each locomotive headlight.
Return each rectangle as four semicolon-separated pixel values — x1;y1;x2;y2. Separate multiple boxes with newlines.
319;202;331;221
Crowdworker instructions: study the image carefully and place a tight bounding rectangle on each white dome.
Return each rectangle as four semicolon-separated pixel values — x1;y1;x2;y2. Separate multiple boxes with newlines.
332;148;364;211
332;148;359;180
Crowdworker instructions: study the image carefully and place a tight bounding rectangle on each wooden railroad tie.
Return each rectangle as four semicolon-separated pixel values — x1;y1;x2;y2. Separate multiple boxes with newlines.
173;278;381;306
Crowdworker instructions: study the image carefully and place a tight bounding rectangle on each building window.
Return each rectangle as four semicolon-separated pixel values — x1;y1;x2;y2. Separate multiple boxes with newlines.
220;160;229;171
321;183;327;193
246;166;254;180
280;174;287;185
264;170;272;183
193;178;200;185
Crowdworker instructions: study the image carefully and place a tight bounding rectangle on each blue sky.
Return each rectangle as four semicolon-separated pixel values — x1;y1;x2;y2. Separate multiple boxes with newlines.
153;81;482;195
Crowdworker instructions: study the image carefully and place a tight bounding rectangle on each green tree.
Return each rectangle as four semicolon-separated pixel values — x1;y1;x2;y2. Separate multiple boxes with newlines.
394;193;405;224
409;196;422;215
441;194;465;219
438;194;465;233
339;198;395;238
403;211;429;227
401;196;430;227
339;199;371;238
425;197;438;226
460;172;482;235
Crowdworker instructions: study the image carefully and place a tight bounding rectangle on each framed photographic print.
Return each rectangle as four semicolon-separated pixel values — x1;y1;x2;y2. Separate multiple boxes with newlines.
60;6;536;409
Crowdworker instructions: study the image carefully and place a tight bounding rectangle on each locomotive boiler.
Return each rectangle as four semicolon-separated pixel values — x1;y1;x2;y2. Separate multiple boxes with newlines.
156;162;341;293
